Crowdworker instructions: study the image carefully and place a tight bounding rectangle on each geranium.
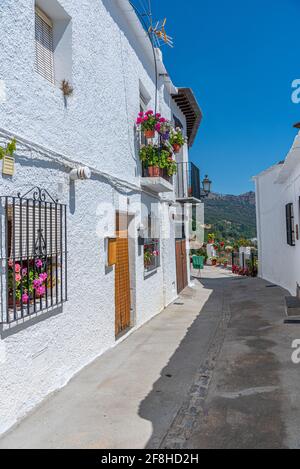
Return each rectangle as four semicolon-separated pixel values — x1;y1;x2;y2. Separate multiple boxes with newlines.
8;258;49;308
169;127;186;147
36;259;43;268
22;293;29;304
136;110;165;133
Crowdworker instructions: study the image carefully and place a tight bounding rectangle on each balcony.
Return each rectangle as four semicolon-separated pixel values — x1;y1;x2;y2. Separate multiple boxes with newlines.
175;162;201;203
140;166;174;194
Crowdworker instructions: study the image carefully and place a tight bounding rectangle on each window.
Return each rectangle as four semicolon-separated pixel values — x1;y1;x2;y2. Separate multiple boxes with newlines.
143;213;160;273
286;203;295;246
1;188;67;324
35;7;55;84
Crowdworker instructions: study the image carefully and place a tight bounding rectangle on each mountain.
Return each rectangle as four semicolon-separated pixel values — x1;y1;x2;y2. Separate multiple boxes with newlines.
204;191;257;242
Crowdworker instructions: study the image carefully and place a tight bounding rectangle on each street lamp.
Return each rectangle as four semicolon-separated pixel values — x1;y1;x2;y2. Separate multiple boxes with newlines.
201;175;212;197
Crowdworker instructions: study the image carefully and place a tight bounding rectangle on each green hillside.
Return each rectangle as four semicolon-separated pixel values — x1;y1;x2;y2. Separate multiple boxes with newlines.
204;191;257;242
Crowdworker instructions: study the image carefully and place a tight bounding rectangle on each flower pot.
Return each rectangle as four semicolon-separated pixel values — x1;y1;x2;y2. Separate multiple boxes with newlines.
2;155;15;176
144;129;155;139
148;166;160;177
172;144;181;154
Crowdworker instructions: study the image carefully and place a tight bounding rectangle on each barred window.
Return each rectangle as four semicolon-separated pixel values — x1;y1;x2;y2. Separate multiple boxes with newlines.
0;188;67;324
143;213;160;273
286;203;295;247
35;7;55;84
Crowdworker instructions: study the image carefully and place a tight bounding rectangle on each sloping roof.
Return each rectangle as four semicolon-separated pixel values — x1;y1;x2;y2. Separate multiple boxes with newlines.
172;88;203;147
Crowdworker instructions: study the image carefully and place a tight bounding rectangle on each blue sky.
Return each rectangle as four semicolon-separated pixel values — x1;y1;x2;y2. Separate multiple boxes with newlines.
146;0;300;194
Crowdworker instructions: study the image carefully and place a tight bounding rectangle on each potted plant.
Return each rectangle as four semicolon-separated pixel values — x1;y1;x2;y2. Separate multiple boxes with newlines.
144;249;153;268
169;127;186;153
139;145;177;178
208;233;215;244
7;258;48;310
136;110;166;139
0;138;17;176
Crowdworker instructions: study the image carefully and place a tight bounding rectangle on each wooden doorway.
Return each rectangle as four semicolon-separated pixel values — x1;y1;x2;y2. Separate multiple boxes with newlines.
176;239;188;294
115;212;131;337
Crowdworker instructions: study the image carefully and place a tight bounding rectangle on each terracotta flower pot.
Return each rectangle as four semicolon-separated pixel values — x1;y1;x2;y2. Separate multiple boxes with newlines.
144;129;155;139
172;144;181;154
148;166;160;177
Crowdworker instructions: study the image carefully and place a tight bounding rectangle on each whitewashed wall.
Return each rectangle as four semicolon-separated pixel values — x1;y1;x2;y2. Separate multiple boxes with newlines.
255;132;300;295
0;0;182;434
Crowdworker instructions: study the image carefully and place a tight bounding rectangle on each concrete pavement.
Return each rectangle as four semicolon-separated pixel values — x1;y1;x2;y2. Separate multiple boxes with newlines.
1;267;300;449
0;267;229;449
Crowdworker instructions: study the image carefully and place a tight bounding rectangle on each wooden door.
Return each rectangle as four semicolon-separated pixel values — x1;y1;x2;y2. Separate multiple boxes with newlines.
115;213;131;337
176;239;188;294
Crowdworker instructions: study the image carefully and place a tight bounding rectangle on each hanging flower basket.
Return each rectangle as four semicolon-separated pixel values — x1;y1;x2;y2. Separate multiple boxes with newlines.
0;138;17;176
144;129;155;139
136;110;167;140
172;143;181;154
2;155;15;176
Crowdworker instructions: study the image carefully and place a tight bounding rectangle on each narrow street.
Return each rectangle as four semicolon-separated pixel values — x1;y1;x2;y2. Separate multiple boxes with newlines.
1;267;300;449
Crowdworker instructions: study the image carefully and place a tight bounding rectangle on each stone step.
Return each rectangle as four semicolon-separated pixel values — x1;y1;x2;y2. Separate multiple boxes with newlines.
284;296;300;323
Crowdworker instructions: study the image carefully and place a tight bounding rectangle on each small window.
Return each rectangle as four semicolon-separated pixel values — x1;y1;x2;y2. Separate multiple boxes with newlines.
286;203;295;246
143;213;160;273
35;7;55;84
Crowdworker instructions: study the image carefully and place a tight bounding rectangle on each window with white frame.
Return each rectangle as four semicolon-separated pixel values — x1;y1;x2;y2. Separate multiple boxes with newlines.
35;7;55;84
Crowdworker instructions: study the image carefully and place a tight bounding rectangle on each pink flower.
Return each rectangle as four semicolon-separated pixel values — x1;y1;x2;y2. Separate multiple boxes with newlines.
33;278;42;289
155;113;161;118
8;259;13;268
155;123;161;132
15;274;21;282
159;118;166;123
138;112;144;117
143;116;148;121
39;272;48;282
22;268;27;276
36;259;43;269
136;118;142;125
146;110;153;115
22;293;29;304
15;263;21;273
36;285;46;297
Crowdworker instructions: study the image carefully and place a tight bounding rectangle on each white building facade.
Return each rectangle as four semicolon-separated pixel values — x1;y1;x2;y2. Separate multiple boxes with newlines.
0;0;203;434
254;130;300;295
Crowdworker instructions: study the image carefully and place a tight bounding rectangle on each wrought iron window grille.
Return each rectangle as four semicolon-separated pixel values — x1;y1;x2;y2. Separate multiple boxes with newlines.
0;187;67;324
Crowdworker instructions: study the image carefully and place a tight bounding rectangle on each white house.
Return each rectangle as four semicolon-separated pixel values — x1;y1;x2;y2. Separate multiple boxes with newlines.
254;128;300;295
0;0;203;434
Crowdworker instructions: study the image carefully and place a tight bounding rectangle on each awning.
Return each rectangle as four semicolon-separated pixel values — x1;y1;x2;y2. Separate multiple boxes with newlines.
172;88;203;147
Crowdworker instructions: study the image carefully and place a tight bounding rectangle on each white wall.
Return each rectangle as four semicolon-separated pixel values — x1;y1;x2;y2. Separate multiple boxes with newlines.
255;155;300;295
0;0;182;434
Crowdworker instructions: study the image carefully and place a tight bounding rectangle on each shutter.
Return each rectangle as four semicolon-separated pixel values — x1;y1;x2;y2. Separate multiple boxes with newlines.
286;203;295;246
8;203;62;259
35;8;55;84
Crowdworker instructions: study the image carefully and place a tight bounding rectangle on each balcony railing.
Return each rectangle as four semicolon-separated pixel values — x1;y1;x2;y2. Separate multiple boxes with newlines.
175;162;201;202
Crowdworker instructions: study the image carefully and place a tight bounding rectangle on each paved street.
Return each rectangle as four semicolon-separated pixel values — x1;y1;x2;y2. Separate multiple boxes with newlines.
1;267;300;449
